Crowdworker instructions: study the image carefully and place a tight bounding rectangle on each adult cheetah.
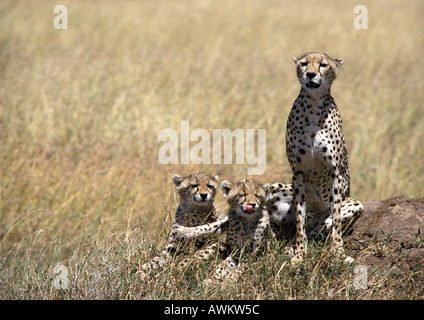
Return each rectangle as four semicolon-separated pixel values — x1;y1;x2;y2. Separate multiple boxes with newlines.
285;52;364;263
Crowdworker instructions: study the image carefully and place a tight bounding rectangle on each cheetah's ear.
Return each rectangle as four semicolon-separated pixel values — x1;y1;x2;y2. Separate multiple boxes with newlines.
220;180;232;197
334;58;344;66
173;174;184;189
213;175;219;182
292;56;299;64
262;183;270;198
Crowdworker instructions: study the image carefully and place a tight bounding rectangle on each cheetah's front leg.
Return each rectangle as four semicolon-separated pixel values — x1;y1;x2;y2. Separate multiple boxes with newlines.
251;211;273;255
209;255;240;283
330;170;354;263
331;170;344;255
172;216;228;240
292;171;307;264
178;242;224;269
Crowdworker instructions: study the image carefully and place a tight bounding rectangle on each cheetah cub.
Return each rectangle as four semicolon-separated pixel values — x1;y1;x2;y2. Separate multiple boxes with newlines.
285;52;364;263
210;179;273;282
138;172;228;279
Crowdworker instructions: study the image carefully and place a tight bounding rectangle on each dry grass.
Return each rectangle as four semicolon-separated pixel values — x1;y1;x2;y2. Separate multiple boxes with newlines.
0;0;423;299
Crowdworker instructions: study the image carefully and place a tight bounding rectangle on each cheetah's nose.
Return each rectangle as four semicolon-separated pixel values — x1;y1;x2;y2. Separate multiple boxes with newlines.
200;193;208;200
306;72;316;79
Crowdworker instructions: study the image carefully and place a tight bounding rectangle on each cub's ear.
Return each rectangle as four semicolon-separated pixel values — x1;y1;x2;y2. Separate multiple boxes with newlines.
334;58;344;66
213;175;219;182
292;56;299;64
262;183;270;197
220;180;233;197
173;174;184;189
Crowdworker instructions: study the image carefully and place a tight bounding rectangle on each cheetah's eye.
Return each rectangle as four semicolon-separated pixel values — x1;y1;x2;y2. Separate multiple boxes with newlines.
238;193;245;197
191;184;198;188
207;184;214;189
320;63;328;68
300;61;307;67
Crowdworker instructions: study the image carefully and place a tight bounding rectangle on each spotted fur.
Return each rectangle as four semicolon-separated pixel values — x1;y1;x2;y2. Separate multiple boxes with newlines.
138;172;228;279
285;52;364;263
266;182;363;240
211;179;273;281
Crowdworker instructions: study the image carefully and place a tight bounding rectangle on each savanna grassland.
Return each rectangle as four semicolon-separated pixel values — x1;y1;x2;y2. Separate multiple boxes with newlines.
0;0;423;299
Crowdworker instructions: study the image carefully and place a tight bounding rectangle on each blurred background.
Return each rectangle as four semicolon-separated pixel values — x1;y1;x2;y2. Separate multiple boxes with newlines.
1;0;423;250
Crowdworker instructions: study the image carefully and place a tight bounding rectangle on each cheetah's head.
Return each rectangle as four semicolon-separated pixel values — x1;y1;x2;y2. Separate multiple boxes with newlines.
221;179;270;219
293;52;344;92
173;172;219;207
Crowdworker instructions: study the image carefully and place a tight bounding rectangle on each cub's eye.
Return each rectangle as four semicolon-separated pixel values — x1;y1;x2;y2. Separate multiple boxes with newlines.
191;184;198;188
207;184;214;189
300;61;307;67
238;193;245;197
320;63;328;68
255;193;264;201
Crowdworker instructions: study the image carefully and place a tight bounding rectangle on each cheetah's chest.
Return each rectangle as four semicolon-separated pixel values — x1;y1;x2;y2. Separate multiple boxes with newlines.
295;122;331;175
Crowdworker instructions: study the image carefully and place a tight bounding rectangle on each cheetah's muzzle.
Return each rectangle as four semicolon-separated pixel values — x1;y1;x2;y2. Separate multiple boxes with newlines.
305;81;321;89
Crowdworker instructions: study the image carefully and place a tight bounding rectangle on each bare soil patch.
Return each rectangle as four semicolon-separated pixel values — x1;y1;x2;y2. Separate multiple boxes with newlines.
346;195;424;297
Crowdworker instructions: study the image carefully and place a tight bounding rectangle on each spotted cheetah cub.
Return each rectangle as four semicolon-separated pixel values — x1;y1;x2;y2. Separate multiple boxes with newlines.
285;52;364;263
138;172;228;279
210;179;273;282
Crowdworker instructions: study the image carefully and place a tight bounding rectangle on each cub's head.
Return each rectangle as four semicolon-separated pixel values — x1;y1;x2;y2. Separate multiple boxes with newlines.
293;52;344;91
173;172;219;207
221;179;270;218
